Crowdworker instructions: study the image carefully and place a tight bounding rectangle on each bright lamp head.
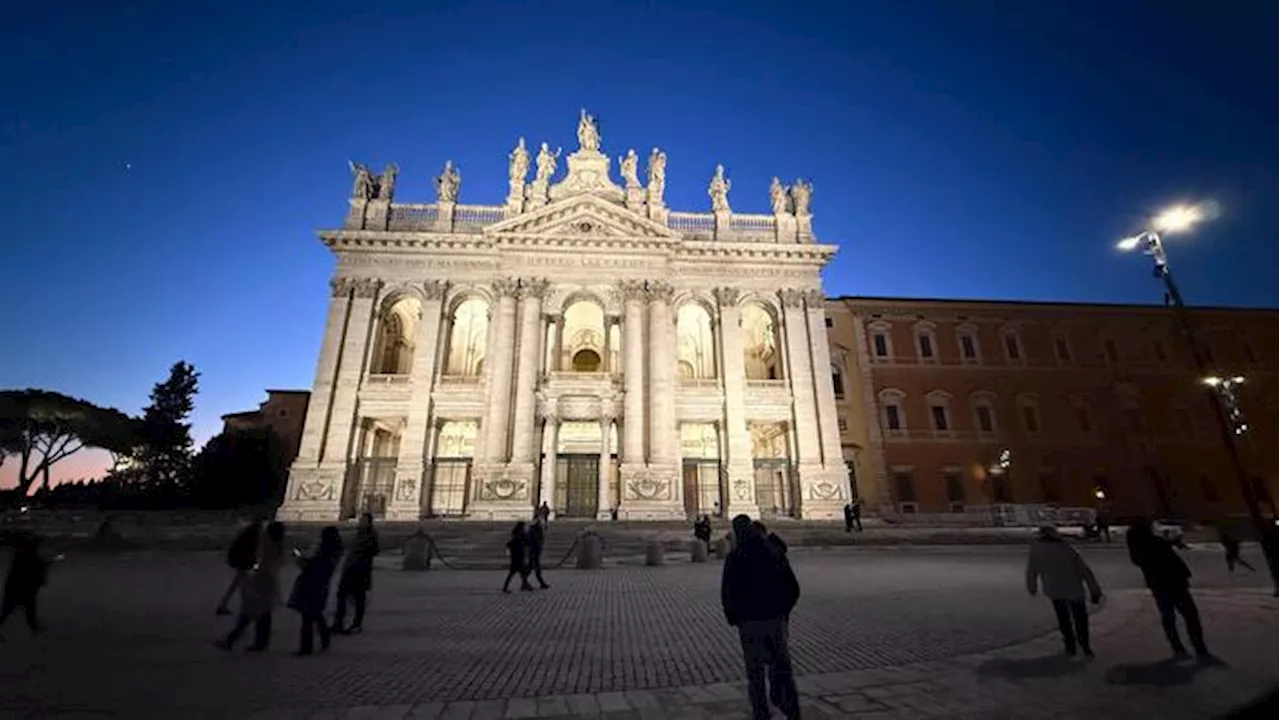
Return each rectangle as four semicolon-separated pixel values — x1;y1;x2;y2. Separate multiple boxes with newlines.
1116;235;1144;251
1151;203;1210;234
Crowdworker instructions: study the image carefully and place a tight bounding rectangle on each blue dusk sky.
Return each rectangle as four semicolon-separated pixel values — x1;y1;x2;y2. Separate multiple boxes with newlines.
1;0;1275;483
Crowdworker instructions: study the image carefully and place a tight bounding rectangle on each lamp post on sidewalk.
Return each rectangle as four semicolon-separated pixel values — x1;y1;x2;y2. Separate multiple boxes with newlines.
1115;203;1276;583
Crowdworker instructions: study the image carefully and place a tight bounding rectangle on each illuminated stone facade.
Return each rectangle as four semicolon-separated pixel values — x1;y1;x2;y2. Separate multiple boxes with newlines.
279;112;850;522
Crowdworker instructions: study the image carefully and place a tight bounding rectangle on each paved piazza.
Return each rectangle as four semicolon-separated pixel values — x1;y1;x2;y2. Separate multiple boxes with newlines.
0;546;1274;718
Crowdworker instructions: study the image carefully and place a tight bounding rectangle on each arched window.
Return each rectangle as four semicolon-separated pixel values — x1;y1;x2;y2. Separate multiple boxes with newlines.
374;297;420;374
444;298;489;377
878;388;907;436
562;300;606;373
925;390;953;434
743;303;781;380
970;391;998;436
914;321;938;363
676;303;717;379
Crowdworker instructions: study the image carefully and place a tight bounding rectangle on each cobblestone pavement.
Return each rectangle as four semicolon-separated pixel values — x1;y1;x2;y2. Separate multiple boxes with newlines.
0;546;1272;718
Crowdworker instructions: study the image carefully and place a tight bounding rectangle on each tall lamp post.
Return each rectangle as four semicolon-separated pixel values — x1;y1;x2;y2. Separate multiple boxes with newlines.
1116;204;1277;583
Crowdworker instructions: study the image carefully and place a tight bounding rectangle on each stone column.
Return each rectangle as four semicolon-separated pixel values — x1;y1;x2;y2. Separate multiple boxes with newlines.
480;279;520;464
543;314;561;373
619;281;647;467
508;279;549;471
779;288;821;517
802;289;850;518
597;416;614;519
538;408;559;515
647;282;678;465
387;281;449;521
320;278;382;470
603;314;616;373
714;287;759;517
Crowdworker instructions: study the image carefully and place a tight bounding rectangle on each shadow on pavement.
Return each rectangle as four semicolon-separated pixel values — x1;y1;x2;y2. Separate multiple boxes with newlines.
1104;657;1226;687
976;653;1087;680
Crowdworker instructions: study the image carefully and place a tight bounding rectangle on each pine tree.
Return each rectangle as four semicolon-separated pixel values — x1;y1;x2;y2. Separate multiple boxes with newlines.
136;361;200;496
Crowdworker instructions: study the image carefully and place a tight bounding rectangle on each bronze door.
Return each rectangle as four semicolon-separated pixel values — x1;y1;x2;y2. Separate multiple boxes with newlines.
558;454;600;519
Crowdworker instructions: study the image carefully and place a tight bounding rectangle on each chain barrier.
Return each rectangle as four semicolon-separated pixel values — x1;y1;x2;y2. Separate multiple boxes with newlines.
424;534;461;570
410;527;603;571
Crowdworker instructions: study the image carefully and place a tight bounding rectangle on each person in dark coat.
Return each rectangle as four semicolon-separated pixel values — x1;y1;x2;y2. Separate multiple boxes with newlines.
217;521;262;616
218;521;285;652
0;533;50;638
1217;525;1255;574
333;513;380;634
843;503;854;533
288;526;342;656
722;515;801;720
1127;519;1211;659
694;514;712;549
502;522;533;593
526;520;550;590
753;520;789;557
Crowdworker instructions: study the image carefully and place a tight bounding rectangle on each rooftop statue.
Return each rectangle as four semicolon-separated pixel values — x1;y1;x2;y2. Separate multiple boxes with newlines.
577;108;601;152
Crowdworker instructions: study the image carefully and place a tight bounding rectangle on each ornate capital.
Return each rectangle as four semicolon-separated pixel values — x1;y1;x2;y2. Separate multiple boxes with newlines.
618;280;649;303
517;277;550;300
646;281;675;304
543;312;563;324
493;277;520;298
330;276;355;297
712;287;741;307
539;397;559;421
802;289;826;307
422;280;450;301
778;288;805;309
352;278;383;299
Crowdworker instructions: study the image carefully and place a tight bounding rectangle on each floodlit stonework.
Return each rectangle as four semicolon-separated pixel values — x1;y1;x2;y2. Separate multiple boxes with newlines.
279;112;850;522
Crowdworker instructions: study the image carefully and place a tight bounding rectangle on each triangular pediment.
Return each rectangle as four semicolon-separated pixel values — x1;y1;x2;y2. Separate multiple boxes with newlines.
484;195;679;240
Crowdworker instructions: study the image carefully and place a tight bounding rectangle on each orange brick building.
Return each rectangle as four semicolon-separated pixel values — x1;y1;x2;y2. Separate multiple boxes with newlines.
825;297;1277;522
221;390;311;467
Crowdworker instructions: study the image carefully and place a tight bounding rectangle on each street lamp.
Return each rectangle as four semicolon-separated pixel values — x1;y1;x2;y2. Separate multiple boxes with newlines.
1115;203;1276;583
1094;488;1106;501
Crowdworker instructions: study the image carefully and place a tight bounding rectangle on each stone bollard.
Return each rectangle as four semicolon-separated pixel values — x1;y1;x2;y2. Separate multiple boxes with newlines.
577;534;603;569
645;540;665;566
690;540;709;563
714;536;731;559
402;531;431;571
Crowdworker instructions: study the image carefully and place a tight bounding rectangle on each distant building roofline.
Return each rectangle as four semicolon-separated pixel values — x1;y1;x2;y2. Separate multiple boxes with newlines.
826;294;1276;314
264;389;310;396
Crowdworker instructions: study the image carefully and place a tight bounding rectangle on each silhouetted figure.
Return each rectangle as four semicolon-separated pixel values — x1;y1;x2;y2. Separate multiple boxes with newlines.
0;533;50;638
217;521;262;616
1127;519;1210;659
536;501;551;524
850;499;863;532
753;520;789;558
288;526;342;656
694;514;712;549
218;521;285;652
502;522;533;593
1026;526;1102;657
527;520;550;589
1264;519;1279;596
722;515;801;720
333;513;380;634
1096;513;1111;543
1217;526;1255;574
843;503;854;533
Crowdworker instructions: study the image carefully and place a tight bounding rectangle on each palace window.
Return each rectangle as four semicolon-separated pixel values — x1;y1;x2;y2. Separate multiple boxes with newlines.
1003;330;1024;362
1054;334;1073;364
1152;340;1167;363
975;405;994;433
914;321;938;362
892;470;917;503
1018;398;1041;435
831;365;845;399
1104;339;1120;364
944;471;965;506
885;405;902;431
956;323;981;364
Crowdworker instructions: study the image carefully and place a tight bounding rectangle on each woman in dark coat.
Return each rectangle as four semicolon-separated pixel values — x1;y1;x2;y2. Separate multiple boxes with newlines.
502;521;534;593
333;513;380;634
289;526;343;656
1;532;50;638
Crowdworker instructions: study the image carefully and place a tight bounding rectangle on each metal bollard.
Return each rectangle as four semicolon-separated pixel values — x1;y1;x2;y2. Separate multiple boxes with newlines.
402;533;431;571
577;534;603;569
645;540;665;566
690;540;709;563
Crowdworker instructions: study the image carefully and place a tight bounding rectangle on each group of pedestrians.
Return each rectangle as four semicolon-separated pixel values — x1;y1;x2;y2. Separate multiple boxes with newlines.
502;518;551;593
214;512;381;656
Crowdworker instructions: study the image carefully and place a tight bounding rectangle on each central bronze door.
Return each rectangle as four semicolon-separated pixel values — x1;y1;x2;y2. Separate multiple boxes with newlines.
556;454;600;519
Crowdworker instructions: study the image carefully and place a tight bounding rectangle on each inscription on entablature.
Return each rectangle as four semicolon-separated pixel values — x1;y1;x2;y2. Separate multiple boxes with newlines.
504;254;664;270
338;255;497;270
675;264;819;279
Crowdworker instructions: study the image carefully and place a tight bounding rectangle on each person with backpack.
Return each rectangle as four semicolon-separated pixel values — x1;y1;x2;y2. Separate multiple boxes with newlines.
0;532;51;639
216;521;262;616
217;521;285;652
721;514;801;720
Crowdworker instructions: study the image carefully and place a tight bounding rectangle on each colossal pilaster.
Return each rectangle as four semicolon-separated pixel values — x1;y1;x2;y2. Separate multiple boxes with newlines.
387;281;449;520
714;287;759;517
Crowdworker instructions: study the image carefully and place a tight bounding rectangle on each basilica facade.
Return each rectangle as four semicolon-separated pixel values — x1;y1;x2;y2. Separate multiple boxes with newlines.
278;111;852;522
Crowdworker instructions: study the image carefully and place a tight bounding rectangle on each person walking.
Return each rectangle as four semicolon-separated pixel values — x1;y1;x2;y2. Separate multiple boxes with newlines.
753;520;789;557
288;526;342;656
1217;525;1255;574
0;532;51;639
1025;526;1103;657
216;521;262;616
526;519;550;590
502;522;533;593
1259;515;1280;594
1127;519;1212;660
842;503;854;533
218;521;285;652
333;513;380;634
851;499;863;533
694;514;713;550
536;501;551;524
721;515;801;720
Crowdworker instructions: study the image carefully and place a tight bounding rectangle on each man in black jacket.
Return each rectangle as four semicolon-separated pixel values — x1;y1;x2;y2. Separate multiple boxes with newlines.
526;520;550;590
1127;518;1210;659
722;515;801;720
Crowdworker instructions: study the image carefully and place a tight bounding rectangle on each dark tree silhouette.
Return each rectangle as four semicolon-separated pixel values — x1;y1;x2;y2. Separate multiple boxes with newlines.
190;427;289;508
0;390;140;501
134;361;200;494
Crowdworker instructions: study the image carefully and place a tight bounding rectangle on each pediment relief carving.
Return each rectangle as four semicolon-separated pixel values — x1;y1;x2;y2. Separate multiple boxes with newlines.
485;195;678;240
